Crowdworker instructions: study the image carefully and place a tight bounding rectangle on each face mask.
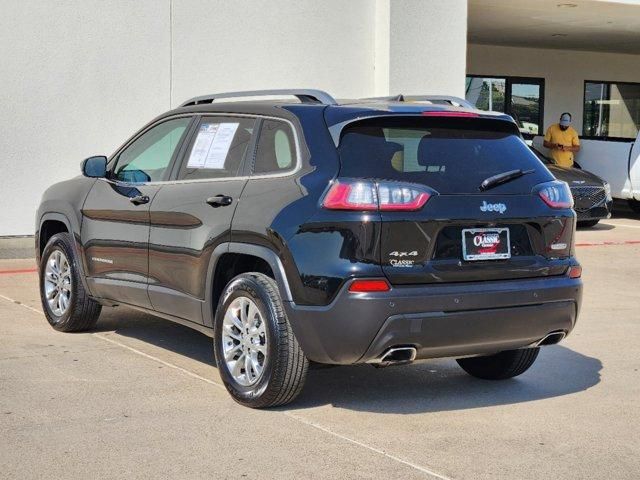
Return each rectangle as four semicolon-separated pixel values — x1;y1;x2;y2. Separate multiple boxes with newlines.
560;125;569;131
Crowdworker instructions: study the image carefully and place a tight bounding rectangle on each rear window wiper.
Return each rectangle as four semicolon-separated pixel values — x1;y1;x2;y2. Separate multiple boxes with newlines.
479;169;535;192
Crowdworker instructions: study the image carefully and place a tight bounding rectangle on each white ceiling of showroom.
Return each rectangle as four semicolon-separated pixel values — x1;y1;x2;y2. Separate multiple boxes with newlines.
468;0;640;54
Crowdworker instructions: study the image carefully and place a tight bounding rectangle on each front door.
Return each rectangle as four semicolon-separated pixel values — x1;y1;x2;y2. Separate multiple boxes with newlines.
147;115;256;324
81;116;193;308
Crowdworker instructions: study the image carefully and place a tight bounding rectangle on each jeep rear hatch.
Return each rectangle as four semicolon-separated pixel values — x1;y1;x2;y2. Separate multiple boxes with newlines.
332;115;575;284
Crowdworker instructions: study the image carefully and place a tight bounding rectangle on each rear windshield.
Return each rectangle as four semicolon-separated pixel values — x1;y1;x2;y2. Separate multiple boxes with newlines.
337;117;551;194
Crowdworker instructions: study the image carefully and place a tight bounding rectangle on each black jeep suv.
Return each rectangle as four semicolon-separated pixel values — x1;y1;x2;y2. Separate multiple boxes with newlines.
36;89;582;408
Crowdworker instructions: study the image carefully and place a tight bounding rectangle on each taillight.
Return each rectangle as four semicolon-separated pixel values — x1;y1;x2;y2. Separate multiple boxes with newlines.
535;181;574;209
323;179;432;211
377;182;431;211
348;279;391;293
321;180;378;211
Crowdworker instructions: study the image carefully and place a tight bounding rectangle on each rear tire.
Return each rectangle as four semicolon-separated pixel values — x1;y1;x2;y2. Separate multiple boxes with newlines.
39;232;101;332
577;219;599;228
628;199;640;214
456;348;539;380
213;272;308;408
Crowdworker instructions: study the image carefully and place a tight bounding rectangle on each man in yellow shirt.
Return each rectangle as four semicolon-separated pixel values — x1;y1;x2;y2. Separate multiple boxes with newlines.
543;112;580;168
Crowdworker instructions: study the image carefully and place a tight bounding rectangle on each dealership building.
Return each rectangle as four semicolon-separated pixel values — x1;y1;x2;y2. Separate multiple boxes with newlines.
1;0;639;236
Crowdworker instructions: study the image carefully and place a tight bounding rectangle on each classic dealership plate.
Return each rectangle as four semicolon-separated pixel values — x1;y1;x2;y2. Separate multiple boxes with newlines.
462;227;511;261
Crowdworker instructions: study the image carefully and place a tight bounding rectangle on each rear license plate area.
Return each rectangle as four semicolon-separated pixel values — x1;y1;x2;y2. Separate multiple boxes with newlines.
462;227;511;261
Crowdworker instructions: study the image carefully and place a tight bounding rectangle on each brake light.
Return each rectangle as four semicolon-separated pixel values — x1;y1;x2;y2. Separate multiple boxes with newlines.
421;111;479;117
568;265;582;278
535;181;574;209
322;180;378;211
323;179;432;211
349;279;391;293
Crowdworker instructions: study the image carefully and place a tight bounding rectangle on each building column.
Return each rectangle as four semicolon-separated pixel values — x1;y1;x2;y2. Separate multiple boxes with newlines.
375;0;468;97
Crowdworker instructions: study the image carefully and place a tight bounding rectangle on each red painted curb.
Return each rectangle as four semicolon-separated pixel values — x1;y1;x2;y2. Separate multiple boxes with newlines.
576;240;640;247
0;268;37;275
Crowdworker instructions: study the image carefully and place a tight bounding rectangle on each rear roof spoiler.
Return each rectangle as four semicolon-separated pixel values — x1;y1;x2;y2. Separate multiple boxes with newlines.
327;111;517;146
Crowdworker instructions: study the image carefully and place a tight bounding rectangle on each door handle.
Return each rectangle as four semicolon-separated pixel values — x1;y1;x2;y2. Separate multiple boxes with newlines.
206;195;233;207
129;195;150;205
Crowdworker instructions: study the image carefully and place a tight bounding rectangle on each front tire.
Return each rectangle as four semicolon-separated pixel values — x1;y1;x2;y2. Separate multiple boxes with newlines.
456;348;539;380
213;273;308;408
39;232;101;332
629;199;640;214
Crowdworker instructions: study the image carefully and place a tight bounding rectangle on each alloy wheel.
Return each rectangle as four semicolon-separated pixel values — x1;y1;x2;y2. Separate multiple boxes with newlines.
43;249;72;317
221;296;268;386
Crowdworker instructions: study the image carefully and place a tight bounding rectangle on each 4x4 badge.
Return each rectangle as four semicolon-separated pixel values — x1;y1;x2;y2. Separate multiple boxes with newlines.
480;200;507;214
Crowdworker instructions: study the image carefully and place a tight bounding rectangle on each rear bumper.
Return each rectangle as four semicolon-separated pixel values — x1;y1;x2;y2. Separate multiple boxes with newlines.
284;275;582;364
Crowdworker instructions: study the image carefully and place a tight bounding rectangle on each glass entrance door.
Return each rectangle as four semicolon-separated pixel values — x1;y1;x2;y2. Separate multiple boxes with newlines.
510;81;543;137
466;75;545;139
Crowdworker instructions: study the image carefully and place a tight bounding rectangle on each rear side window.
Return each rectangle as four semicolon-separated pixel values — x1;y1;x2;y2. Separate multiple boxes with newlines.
178;116;255;180
253;120;296;174
338;117;552;194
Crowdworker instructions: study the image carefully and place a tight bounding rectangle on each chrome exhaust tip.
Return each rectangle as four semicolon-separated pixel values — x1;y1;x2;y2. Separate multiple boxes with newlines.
536;331;567;347
369;346;417;368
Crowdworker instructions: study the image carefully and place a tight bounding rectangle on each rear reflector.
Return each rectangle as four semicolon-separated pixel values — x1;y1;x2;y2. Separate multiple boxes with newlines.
421;111;479;117
323;179;432;211
568;266;582;278
348;279;391;293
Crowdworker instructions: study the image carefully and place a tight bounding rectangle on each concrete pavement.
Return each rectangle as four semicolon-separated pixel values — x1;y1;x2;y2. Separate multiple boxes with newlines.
1;215;639;479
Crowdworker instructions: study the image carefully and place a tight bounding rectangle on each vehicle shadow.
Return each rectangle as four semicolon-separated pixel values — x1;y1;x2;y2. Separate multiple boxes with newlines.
578;223;614;231
612;199;640;220
290;346;601;414
96;307;602;415
95;307;218;367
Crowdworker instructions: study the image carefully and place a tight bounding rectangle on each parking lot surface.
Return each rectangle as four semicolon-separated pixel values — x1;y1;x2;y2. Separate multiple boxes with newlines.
1;212;639;479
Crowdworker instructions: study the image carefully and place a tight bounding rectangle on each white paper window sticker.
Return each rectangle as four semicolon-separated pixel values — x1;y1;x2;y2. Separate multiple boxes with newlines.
187;122;239;169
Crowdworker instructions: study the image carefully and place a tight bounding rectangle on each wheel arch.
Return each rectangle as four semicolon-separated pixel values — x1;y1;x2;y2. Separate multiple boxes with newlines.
37;212;92;295
203;243;293;328
38;213;72;260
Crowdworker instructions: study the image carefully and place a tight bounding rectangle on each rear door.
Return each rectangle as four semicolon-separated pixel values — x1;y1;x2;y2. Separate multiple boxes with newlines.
337;116;574;285
82;116;193;307
147;115;256;324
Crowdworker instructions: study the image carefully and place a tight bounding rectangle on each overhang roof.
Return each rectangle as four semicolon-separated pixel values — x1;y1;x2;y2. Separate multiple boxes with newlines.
468;0;640;54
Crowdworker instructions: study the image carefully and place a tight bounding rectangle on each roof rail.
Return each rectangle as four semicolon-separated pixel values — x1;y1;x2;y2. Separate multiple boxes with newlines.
179;89;338;107
361;94;474;109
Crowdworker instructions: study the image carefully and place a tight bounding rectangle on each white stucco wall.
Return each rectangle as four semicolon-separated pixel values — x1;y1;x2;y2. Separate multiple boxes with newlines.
388;0;467;97
467;43;640;134
372;0;468;97
0;0;469;236
170;0;378;106
0;1;171;236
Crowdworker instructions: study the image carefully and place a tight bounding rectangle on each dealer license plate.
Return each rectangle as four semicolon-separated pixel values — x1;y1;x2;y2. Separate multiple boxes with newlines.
462;227;511;261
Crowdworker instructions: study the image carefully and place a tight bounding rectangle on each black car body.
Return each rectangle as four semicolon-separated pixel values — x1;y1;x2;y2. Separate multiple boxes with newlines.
530;146;613;226
36;90;583;407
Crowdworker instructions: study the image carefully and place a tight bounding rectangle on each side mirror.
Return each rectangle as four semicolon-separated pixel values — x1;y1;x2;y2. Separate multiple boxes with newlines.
81;156;108;178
